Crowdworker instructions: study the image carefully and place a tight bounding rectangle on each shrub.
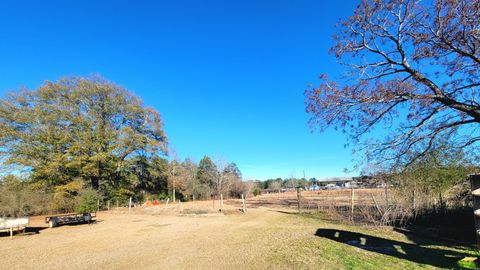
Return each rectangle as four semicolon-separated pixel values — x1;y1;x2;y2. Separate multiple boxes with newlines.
252;186;262;197
75;189;103;213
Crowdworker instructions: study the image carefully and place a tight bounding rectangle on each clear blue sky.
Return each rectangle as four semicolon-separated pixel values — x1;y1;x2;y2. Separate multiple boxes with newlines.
0;0;359;180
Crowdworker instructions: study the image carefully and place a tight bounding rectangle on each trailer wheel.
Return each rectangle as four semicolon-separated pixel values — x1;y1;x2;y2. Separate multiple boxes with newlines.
48;219;57;228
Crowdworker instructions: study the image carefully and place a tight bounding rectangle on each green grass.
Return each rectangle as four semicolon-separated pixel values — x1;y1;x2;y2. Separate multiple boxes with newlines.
257;211;480;269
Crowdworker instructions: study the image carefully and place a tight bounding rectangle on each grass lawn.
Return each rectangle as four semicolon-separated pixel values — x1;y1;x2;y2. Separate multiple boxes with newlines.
260;211;480;269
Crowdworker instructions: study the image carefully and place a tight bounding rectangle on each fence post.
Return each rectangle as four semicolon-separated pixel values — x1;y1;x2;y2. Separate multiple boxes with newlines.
107;200;110;211
351;187;355;218
296;187;301;212
469;174;480;248
241;194;246;213
220;194;223;212
116;199;119;209
97;199;100;212
173;178;176;203
128;197;132;212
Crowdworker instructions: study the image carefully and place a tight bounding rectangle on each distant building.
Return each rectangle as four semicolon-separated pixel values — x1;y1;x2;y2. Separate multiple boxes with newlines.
317;177;353;186
318;176;352;181
344;181;359;188
324;183;339;190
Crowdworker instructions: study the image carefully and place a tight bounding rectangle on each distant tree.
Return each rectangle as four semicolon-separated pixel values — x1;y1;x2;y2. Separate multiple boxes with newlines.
0;175;50;217
305;0;480;168
243;180;260;198
167;158;193;201
297;178;310;188
0;76;168;193
131;155;170;198
268;180;282;192
223;162;242;178
182;158;199;200
196;156;217;198
285;179;294;188
220;162;243;197
51;180;83;213
397;148;470;213
260;179;270;190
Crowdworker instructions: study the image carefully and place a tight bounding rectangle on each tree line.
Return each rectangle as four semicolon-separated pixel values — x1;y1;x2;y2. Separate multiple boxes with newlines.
0;76;255;217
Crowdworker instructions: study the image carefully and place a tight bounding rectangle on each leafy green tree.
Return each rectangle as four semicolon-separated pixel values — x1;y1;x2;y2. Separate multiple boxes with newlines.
196;156;217;198
0;76;168;195
52;180;83;213
126;155;170;200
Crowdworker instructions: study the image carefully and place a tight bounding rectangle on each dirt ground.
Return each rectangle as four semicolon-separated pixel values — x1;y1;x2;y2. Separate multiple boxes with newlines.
0;205;296;270
0;195;478;270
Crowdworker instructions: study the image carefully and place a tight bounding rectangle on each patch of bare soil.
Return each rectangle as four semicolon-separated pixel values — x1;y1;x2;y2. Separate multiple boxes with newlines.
0;203;290;270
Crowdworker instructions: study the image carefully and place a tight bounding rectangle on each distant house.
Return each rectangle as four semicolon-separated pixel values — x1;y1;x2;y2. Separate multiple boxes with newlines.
344;181;359;188
316;177;354;188
325;183;339;190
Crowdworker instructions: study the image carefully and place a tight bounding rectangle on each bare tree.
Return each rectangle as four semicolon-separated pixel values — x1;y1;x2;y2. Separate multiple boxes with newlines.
243;180;259;199
268;180;282;192
215;157;230;197
305;0;480;167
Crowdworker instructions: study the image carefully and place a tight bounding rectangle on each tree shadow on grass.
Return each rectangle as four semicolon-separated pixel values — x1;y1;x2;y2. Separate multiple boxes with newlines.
315;229;476;269
393;227;477;252
269;210;298;215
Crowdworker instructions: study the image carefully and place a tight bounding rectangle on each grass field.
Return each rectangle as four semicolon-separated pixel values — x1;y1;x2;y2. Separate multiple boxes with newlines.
0;196;479;269
247;189;388;209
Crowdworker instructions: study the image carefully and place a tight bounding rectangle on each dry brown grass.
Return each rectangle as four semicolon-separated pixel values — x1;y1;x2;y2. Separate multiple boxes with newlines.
245;189;388;210
0;192;477;270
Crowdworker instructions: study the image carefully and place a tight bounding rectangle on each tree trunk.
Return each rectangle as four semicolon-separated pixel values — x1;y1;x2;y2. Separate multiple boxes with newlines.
91;176;99;190
439;191;444;215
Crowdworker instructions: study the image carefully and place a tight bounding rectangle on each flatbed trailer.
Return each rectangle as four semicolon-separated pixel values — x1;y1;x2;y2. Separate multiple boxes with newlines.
45;212;96;228
0;217;29;238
